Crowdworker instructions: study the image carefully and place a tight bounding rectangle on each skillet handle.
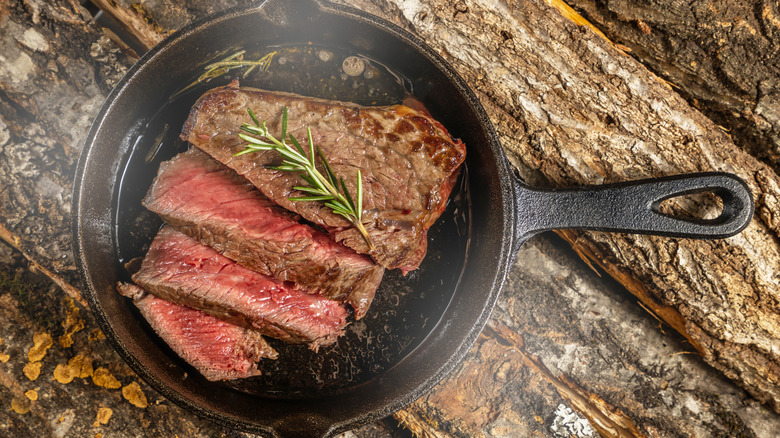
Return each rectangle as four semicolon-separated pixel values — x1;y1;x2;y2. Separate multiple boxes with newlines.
512;172;754;251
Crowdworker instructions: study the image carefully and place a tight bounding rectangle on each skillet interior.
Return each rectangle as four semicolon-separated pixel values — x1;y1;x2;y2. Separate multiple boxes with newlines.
75;1;514;435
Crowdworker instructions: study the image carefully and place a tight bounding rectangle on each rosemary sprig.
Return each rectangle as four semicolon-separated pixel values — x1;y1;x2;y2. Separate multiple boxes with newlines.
235;107;375;251
199;50;277;80
171;50;276;99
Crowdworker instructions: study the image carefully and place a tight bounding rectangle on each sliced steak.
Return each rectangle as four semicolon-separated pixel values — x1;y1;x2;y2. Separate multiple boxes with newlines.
143;148;383;318
117;283;278;381
181;86;466;272
132;227;348;350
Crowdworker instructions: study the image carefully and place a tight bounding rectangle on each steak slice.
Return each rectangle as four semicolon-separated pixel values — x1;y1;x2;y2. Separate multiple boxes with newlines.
143;148;383;318
132;227;348;350
117;283;278;381
181;86;466;272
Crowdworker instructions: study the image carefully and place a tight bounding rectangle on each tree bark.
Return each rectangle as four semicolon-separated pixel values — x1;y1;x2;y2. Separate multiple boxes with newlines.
0;0;140;299
567;0;780;174
397;234;780;437
0;241;254;437
89;0;258;51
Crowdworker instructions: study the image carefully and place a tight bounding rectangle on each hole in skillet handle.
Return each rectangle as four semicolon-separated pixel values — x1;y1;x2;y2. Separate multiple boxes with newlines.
512;172;754;253
655;191;724;221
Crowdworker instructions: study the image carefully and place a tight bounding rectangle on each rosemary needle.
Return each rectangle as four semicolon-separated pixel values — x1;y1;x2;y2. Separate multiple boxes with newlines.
171;50;276;99
235;107;375;251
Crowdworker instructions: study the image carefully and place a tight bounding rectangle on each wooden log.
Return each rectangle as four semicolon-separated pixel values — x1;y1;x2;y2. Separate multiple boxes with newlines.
566;0;780;173
89;0;258;51
0;0;137;296
341;0;780;416
397;235;780;437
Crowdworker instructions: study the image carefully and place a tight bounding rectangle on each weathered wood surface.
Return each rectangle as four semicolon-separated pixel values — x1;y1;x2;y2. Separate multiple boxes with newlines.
0;0;779;436
90;0;258;51
567;0;780;174
400;236;780;437
0;0;137;302
0;240;250;437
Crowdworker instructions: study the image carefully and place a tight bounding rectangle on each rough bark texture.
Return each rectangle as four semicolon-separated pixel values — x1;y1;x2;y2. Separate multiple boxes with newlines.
1;0;780;436
90;0;258;50
567;0;780;174
343;0;780;415
398;236;780;437
0;0;135;291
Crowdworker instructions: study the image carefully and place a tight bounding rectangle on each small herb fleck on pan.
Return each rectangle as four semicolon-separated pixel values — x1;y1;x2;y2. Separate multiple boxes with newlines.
172;50;276;98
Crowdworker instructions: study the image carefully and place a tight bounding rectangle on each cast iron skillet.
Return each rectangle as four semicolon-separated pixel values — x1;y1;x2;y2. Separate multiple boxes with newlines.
73;1;754;437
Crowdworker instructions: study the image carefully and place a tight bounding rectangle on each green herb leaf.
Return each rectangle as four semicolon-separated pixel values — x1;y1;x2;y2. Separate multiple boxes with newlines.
289;134;307;158
317;146;338;188
238;133;274;147
293;186;330;196
248;108;262;128
289;195;335;202
271;165;300;172
235;107;375;251
280;106;288;140
300;174;318;188
307;127;316;168
341;177;356;213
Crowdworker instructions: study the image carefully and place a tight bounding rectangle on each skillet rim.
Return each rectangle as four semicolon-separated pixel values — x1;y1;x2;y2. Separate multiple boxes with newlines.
72;1;517;435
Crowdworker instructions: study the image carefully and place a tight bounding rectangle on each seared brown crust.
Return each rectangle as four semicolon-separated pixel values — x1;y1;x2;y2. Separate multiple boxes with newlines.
181;86;466;272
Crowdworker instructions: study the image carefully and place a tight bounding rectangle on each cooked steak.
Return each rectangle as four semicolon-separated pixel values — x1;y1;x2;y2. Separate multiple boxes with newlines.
117;283;278;381
132;227;348;350
181;86;466;272
143;148;383;318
